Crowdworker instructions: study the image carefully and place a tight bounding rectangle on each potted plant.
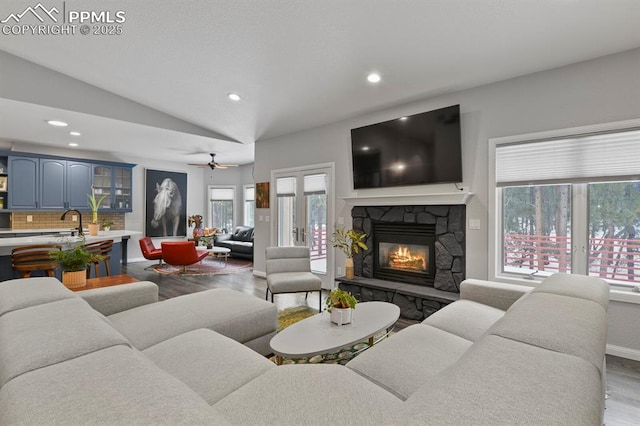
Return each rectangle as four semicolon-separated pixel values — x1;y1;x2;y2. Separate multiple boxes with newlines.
87;186;108;236
49;245;101;289
330;227;368;279
199;235;214;249
325;288;358;325
101;219;114;231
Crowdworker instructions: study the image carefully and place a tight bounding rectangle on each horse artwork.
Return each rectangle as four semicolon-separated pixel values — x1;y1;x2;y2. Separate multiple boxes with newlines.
145;170;188;237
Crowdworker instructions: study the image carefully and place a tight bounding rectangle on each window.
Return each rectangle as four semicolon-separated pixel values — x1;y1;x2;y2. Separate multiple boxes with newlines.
209;187;234;232
244;185;255;227
493;127;640;287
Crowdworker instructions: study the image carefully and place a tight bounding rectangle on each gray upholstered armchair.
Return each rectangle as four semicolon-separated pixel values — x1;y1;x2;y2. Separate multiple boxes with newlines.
265;246;322;312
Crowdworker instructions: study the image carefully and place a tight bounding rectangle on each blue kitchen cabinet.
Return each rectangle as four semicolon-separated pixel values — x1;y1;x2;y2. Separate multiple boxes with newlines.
8;156;39;209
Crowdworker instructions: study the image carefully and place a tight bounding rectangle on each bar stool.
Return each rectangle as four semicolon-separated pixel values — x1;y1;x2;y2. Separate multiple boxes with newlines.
11;244;62;278
83;240;114;278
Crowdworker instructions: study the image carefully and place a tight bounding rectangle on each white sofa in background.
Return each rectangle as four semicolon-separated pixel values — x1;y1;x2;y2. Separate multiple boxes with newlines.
0;273;608;425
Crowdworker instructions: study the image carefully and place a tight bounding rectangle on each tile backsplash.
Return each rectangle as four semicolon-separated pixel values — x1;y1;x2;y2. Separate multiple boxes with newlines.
11;212;125;230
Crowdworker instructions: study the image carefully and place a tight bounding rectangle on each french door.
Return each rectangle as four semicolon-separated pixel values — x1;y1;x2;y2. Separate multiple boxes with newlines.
273;164;334;289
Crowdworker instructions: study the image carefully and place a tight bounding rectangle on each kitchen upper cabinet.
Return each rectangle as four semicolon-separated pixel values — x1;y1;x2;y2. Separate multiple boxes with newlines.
66;161;93;209
40;159;93;210
40;158;66;209
93;165;133;212
7;155;121;211
8;156;39;209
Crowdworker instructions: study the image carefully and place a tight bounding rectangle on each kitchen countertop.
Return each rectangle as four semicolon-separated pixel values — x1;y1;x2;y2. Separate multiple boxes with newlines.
0;230;142;255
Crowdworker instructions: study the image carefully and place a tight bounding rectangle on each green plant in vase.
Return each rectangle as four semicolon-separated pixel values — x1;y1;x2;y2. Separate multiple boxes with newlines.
49;244;104;289
325;288;358;325
330;227;368;279
87;186;108;236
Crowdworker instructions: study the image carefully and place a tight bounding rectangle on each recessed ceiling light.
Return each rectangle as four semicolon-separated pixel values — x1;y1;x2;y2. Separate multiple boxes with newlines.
228;93;241;101
394;163;406;171
47;120;68;127
70;131;81;136
68;142;78;147
399;117;408;121
367;73;381;83
362;146;370;151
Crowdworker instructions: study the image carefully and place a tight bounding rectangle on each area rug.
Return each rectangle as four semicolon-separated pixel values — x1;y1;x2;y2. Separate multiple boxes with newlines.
152;257;253;275
273;306;391;365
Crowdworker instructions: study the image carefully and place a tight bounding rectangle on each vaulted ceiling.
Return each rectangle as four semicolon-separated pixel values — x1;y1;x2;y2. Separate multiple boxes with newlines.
1;0;639;165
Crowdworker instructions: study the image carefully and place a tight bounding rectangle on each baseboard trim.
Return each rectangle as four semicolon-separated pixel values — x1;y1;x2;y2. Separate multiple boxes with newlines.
606;344;640;361
253;270;266;278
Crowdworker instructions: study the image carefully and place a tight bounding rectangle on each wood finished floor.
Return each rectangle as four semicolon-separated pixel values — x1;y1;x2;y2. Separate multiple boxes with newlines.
123;261;640;425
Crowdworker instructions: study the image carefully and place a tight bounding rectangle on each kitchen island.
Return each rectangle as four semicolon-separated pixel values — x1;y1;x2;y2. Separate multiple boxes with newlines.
0;229;141;281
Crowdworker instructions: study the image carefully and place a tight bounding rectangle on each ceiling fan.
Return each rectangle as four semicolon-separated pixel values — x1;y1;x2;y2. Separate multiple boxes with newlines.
188;153;239;170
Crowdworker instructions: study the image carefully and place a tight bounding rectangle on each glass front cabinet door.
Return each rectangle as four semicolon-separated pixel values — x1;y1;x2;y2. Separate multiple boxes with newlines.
93;165;133;212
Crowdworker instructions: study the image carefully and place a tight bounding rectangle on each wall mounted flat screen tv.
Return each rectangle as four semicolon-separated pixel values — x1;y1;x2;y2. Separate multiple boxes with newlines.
351;104;462;189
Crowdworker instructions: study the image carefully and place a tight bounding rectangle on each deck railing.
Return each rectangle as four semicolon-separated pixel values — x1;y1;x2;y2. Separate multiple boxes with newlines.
504;233;640;283
309;228;328;260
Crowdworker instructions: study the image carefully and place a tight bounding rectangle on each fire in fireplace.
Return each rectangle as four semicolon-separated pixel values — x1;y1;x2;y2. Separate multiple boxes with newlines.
372;222;436;286
379;243;428;272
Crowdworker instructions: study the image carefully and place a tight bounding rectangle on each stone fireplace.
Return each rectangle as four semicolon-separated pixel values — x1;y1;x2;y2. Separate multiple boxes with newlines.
338;204;466;320
352;205;465;292
372;221;435;286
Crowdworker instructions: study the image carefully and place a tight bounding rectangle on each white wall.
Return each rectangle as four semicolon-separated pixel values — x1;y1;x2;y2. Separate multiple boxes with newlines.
254;48;640;358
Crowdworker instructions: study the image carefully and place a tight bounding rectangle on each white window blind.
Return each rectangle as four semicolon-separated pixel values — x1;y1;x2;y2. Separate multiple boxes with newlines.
210;188;234;200
496;129;640;186
276;177;296;197
304;173;327;195
244;186;255;201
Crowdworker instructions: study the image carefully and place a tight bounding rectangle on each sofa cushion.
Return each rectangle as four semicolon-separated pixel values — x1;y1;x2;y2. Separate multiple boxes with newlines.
460;278;532;311
108;288;277;351
214;364;401;425
422;299;505;342
395;335;603;425
217;240;253;254
144;329;275;404
0;277;74;317
488;292;607;373
0;345;228;425
267;271;322;294
346;324;472;399
78;280;159;316
533;273;609;311
0;297;130;387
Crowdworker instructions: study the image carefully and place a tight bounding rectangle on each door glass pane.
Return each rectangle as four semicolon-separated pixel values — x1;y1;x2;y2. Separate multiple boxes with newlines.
277;195;296;246
304;173;327;274
588;181;640;284
502;185;572;276
306;192;327;274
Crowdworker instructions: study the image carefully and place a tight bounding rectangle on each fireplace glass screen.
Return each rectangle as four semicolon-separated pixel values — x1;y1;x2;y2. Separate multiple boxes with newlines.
378;242;428;273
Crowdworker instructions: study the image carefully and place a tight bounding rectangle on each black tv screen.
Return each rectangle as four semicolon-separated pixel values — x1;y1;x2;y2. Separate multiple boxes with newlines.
351;105;462;189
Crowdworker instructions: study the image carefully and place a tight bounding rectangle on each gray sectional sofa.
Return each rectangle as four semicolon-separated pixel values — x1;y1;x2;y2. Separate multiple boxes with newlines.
0;273;608;425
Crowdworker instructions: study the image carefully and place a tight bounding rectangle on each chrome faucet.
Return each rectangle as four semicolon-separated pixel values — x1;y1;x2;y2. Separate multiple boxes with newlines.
60;209;83;236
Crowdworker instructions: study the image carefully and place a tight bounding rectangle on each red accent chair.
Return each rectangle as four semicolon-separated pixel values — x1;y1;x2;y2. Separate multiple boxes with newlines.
161;241;208;273
139;237;163;269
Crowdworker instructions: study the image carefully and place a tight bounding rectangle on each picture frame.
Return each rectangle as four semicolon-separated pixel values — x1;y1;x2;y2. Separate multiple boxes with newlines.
145;169;188;237
0;176;7;192
256;182;270;209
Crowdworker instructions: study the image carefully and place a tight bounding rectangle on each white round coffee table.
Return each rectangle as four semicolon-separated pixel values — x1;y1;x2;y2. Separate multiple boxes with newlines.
207;246;231;265
270;301;400;365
